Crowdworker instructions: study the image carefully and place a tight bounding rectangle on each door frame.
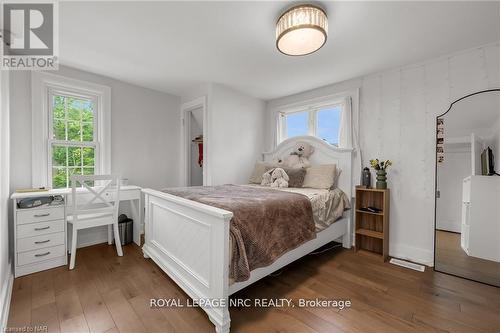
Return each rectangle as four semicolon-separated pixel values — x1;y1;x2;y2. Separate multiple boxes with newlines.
181;96;208;186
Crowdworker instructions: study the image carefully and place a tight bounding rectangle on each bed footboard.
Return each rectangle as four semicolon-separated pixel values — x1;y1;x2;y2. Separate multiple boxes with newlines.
142;188;233;333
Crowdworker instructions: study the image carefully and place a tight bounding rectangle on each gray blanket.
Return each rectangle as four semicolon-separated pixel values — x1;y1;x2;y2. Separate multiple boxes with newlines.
162;184;316;282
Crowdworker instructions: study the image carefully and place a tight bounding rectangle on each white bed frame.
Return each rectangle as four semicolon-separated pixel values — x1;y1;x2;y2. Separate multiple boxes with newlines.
142;136;353;333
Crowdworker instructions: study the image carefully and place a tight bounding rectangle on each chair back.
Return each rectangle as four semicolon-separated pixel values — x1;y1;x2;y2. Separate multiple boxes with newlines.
70;174;121;223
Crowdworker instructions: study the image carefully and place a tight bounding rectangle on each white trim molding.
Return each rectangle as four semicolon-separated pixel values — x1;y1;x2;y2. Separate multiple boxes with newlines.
390;243;434;267
0;270;13;331
181;96;210;186
271;89;360;149
31;72;111;188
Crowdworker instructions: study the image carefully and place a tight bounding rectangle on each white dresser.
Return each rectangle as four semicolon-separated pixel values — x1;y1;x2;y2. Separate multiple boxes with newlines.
12;196;67;277
11;185;143;277
461;175;500;262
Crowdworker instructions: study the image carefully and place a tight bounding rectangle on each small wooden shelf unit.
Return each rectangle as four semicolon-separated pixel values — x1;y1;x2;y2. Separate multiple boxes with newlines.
355;187;389;261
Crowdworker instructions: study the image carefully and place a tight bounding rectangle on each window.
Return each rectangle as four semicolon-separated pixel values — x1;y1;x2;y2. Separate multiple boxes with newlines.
31;72;111;188
317;106;342;145
279;103;344;146
49;93;97;188
285;111;309;138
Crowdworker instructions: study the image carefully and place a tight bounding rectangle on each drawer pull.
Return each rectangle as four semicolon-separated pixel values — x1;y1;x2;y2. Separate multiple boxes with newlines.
34;251;50;257
34;239;50;244
34;213;50;218
34;226;50;231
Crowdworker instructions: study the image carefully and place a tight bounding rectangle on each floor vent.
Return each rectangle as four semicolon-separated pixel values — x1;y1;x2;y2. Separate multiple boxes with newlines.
390;258;425;272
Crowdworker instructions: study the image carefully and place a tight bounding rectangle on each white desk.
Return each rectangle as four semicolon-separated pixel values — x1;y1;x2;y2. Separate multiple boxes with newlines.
11;185;142;277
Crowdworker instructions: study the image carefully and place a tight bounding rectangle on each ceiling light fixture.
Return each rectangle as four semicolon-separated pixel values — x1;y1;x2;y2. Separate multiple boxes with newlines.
276;4;328;56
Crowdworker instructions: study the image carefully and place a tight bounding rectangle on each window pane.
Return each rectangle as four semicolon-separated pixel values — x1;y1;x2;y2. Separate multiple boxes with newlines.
52;146;67;166
68;147;82;167
81;101;94;123
286;111;309;138
82;122;93;141
67;97;81;121
50;93;97;188
83;167;94;175
67;121;81;141
51;95;95;143
68;168;83;185
82;168;95;187
53;119;66;140
53;95;65;119
52;167;67;189
82;147;95;167
317;106;341;145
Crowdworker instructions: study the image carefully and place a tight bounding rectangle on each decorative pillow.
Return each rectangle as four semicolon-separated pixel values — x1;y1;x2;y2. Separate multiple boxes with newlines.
302;164;338;189
281;167;307;188
248;161;275;184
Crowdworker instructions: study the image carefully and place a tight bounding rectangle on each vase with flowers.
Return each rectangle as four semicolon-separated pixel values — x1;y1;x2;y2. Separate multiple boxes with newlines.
369;159;392;189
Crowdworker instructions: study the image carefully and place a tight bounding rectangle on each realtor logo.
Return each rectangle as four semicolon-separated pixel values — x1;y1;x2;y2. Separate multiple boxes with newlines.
1;1;58;70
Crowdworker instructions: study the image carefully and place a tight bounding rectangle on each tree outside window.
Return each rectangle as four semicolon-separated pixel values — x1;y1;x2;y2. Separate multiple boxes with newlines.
50;94;97;188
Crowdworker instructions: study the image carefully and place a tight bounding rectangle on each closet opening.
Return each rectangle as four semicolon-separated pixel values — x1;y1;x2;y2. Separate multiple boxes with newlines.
182;97;207;186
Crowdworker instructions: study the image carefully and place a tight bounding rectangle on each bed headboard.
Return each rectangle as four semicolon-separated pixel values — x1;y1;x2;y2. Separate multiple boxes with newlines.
262;136;353;198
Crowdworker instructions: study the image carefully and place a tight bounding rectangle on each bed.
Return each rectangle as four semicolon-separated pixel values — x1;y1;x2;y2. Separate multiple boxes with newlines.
141;136;353;333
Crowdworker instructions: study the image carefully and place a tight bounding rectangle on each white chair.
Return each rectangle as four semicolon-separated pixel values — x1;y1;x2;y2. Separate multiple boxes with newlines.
67;174;123;269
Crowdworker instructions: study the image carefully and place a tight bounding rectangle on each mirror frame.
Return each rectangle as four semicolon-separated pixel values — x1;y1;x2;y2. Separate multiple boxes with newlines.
433;88;500;287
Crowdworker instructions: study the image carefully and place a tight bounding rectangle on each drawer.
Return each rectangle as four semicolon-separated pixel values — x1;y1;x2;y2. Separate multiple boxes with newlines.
17;244;66;266
17;232;65;253
17;219;65;239
17;207;65;225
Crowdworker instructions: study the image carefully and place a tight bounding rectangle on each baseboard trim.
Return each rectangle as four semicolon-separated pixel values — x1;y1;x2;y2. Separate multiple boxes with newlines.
0;267;14;330
390;243;434;267
436;220;461;233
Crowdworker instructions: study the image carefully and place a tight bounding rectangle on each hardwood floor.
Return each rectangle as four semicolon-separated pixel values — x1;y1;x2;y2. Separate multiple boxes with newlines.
7;242;500;332
435;230;500;286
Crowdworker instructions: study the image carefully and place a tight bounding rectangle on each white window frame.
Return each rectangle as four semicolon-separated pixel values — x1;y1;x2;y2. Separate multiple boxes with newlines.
277;95;348;145
279;102;344;143
32;72;111;188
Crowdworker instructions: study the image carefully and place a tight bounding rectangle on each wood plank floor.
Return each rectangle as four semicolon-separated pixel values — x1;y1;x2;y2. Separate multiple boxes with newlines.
7;242;500;332
435;230;500;286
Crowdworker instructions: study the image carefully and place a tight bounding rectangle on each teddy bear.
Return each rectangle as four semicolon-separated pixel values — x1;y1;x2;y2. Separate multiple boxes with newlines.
270;168;289;188
282;141;314;169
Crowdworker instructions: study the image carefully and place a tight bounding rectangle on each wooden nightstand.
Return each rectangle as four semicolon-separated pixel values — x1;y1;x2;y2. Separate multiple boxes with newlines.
354;187;389;261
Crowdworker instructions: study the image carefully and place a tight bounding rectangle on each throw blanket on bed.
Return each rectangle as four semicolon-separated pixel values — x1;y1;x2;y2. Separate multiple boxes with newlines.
162;184;316;282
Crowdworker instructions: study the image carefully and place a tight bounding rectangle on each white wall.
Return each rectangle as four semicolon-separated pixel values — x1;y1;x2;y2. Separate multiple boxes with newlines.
9;65;182;247
10;65;182;190
0;70;13;328
181;83;266;186
437;146;471;232
209;84;266;185
266;42;500;265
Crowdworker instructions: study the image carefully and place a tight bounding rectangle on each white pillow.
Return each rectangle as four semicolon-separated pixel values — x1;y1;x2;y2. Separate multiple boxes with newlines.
302;164;338;189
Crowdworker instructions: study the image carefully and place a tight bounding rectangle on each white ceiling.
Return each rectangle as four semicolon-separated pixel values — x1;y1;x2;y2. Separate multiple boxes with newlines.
60;1;500;100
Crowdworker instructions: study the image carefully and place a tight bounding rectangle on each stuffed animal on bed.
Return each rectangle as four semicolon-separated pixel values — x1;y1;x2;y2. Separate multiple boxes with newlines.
282;141;315;169
261;169;273;186
270;168;289;188
261;167;289;188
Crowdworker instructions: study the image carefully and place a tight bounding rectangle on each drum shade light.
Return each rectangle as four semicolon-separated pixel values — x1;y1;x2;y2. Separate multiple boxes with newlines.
276;4;328;56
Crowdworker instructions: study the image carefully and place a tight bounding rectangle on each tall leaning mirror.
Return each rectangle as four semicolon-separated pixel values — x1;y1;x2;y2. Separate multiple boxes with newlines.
435;89;500;287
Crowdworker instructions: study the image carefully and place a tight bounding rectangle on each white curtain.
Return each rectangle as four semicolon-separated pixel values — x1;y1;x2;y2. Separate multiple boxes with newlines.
339;96;362;189
338;97;353;148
